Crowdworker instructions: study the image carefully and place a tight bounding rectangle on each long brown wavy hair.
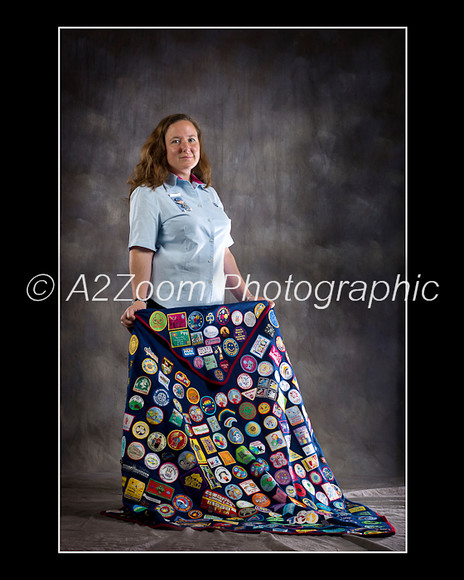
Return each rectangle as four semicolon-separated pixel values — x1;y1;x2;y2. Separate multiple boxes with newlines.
127;113;212;196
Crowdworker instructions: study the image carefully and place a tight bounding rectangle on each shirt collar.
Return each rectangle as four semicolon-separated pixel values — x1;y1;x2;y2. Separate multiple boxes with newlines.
167;172;204;189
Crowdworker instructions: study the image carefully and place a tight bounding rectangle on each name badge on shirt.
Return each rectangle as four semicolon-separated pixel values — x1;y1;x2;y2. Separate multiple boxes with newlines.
168;192;192;212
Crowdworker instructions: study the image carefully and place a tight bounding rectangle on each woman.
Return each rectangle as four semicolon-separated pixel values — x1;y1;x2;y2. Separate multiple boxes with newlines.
110;115;395;540
120;113;271;330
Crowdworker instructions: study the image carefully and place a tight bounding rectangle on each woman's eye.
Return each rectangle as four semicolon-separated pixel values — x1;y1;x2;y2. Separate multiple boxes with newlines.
170;137;196;145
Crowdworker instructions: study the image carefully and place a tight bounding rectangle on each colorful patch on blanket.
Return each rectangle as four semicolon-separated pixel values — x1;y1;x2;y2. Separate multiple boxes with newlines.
104;301;395;537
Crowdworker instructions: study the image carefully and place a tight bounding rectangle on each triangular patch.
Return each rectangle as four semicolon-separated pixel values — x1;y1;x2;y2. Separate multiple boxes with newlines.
242;388;257;400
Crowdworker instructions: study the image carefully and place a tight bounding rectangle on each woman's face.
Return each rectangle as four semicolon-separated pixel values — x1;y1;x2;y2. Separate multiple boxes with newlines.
165;120;200;180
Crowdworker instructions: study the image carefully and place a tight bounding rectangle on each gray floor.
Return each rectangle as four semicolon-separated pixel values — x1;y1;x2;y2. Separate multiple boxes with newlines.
60;471;405;552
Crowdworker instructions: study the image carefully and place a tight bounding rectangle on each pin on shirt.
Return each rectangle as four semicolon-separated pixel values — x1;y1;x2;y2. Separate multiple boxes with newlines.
168;192;192;212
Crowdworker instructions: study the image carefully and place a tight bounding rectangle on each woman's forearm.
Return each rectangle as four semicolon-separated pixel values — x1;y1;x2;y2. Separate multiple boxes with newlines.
129;246;155;301
224;247;253;302
121;247;155;330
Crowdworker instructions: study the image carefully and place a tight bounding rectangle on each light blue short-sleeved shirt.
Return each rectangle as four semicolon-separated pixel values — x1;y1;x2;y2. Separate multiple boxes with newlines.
128;173;234;308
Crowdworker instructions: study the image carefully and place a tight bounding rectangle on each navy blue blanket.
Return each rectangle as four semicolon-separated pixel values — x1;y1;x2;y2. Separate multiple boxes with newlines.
104;301;395;537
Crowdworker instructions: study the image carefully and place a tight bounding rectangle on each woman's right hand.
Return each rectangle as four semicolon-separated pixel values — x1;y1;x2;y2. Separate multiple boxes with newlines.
120;300;147;331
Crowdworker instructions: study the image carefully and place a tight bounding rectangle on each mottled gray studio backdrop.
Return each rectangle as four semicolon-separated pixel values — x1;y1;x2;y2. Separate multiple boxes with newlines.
60;28;405;483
